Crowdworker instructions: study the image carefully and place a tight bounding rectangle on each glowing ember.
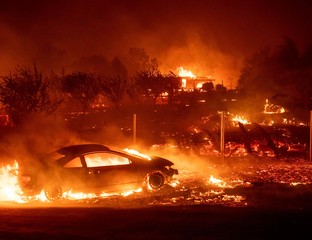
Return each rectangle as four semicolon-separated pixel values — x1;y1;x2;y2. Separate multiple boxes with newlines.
207;175;242;188
222;195;245;203
0;161;25;203
168;179;180;188
290;182;306;186
121;188;142;197
63;190;97;200
208;175;229;188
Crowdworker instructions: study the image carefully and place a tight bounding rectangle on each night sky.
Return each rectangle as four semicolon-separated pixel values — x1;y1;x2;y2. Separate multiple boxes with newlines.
1;0;312;87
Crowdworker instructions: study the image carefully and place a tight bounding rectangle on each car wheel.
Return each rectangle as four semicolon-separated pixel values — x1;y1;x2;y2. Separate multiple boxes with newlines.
44;185;62;201
147;172;165;190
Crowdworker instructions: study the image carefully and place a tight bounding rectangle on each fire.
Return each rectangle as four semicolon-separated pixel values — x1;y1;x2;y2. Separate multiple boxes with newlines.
177;67;196;89
121;188;142;197
231;115;250;125
264;99;286;114
177;66;215;90
208;175;244;188
177;66;196;78
62;188;143;200
208;175;228;188
0;161;25;203
0;159;146;203
85;155;130;167
0;148;156;203
123;148;151;160
63;191;97;200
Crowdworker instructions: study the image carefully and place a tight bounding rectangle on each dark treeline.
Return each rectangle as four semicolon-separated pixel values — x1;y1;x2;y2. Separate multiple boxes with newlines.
0;48;182;126
1;38;312;127
237;37;312;116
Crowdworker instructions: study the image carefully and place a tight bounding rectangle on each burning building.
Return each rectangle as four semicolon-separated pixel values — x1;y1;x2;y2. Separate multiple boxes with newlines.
177;67;215;91
181;77;215;91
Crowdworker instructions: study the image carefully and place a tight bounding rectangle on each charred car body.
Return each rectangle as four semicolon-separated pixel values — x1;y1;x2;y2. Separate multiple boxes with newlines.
20;144;178;200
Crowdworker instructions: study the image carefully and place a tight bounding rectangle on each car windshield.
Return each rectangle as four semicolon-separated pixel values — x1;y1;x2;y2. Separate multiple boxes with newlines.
84;153;130;167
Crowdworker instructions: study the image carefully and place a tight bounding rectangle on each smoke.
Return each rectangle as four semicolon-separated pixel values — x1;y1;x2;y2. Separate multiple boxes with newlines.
0;23;28;73
1;0;311;88
156;32;241;86
145;144;221;178
0;113;82;166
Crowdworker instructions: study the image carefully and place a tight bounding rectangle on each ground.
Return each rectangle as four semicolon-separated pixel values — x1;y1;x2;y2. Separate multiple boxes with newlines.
1;204;312;239
2;158;312;239
0;108;311;239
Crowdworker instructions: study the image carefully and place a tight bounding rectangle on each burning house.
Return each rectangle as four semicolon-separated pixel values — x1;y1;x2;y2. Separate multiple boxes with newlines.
177;67;215;91
181;77;215;91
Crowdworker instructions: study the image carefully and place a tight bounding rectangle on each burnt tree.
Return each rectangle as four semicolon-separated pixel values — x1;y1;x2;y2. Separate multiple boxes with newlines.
0;66;62;125
100;57;129;108
61;71;100;112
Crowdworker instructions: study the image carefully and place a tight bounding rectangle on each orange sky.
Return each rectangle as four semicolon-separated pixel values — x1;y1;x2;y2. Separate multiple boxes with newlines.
1;0;312;88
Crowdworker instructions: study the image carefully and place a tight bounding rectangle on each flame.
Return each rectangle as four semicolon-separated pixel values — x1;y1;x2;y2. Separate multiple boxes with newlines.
208;175;228;188
196;83;203;88
121;188;142;197
177;67;196;78
0;161;25;203
0;149;153;203
85;154;130;167
0;159;146;203
62;188;143;200
231;115;250;125
208;175;241;188
264;99;286;114
123;148;151;160
63;190;97;200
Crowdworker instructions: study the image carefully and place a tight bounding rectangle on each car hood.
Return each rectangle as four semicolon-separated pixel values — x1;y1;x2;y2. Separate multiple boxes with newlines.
150;156;174;167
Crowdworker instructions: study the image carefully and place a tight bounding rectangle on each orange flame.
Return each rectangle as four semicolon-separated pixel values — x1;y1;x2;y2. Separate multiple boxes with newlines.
264;99;286;114
123;148;151;160
0;149;168;203
0;159;148;203
177;67;196;78
208;175;242;188
209;175;228;188
231;115;250;125
0;161;25;203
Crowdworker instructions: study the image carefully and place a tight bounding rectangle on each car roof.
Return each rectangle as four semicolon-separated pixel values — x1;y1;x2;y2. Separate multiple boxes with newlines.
56;144;111;157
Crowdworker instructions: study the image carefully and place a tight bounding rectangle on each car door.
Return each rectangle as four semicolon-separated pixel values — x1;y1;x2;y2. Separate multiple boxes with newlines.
83;152;139;192
61;156;89;191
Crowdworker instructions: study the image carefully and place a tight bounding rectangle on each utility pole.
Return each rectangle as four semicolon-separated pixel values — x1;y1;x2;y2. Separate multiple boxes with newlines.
310;110;312;161
133;113;137;145
220;111;225;161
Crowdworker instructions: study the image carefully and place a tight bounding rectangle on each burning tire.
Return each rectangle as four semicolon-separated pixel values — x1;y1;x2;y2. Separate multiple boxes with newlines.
146;172;165;190
44;185;62;201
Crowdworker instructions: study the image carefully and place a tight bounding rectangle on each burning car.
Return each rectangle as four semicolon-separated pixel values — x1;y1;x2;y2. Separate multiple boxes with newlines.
19;144;178;200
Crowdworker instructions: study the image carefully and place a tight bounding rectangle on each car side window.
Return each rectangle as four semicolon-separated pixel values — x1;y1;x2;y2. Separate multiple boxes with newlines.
84;153;130;167
64;157;83;168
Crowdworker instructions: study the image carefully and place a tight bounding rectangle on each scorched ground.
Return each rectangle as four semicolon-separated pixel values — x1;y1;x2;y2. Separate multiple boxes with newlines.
1;156;312;239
